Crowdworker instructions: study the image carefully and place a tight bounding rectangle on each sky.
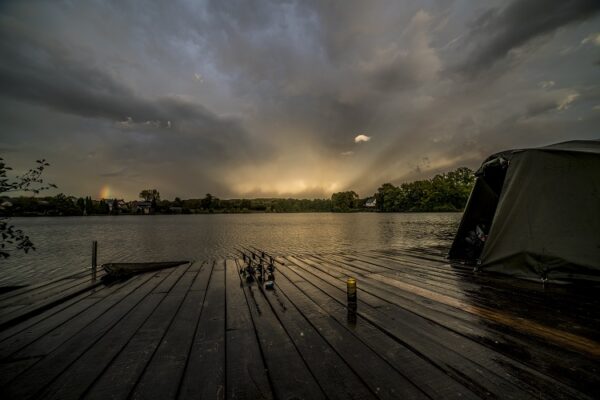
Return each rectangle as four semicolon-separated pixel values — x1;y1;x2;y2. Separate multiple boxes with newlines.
1;0;599;200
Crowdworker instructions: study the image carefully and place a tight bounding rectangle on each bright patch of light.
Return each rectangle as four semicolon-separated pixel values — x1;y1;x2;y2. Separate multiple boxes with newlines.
99;185;111;199
557;93;579;111
354;134;371;143
581;33;600;46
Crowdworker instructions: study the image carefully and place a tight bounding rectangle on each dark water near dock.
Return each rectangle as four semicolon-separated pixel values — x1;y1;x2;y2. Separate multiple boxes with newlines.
0;213;460;286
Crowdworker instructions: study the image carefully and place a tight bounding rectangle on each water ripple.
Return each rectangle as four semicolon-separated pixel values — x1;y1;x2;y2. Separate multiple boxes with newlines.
0;213;460;286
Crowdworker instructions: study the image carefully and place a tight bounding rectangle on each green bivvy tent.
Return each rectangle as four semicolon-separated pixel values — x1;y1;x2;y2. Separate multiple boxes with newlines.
449;140;600;281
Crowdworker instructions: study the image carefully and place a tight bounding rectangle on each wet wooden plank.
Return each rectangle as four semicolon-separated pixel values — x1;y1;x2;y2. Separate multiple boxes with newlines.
284;255;585;399
356;252;600;342
178;260;226;399
328;253;600;353
255;262;378;400
39;293;166;400
370;249;600;310
0;278;152;388
0;357;42;387
304;253;600;395
225;259;273;400
273;258;433;400
0;278;128;358
0;250;597;400
130;262;214;400
233;258;326;400
78;264;195;400
8;272;160;360
0;270;90;303
0;276;105;330
0;270;105;307
1;265;183;399
0;277;119;344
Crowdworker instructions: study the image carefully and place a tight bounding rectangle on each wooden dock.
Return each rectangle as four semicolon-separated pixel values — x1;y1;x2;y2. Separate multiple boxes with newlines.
0;248;598;399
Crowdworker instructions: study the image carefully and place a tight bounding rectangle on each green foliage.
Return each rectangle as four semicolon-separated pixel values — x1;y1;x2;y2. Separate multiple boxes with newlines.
111;199;119;215
376;167;475;212
0;167;475;224
0;158;56;194
201;193;219;210
0;158;57;258
139;189;160;202
331;191;359;212
97;199;110;214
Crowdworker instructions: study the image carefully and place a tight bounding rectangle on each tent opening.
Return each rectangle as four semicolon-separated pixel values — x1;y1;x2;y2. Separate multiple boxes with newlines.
448;155;509;262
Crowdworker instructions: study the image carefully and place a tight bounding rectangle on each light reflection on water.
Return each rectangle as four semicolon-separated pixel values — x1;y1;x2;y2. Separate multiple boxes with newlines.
1;213;460;286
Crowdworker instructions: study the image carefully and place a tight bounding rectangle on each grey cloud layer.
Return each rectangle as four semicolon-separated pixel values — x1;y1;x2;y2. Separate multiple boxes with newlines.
0;0;598;199
0;15;260;165
455;0;600;75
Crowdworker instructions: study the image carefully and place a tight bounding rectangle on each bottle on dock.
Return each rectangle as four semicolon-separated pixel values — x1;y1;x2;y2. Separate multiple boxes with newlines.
347;277;357;305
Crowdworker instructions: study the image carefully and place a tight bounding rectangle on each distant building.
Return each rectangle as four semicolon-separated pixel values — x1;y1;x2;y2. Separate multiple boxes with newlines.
106;198;128;213
365;198;377;208
131;200;153;214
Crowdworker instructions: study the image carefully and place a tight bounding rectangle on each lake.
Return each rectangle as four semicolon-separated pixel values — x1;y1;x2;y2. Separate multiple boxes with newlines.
0;213;461;286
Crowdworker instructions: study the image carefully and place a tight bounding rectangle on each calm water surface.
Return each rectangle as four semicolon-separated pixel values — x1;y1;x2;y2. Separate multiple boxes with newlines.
1;213;460;286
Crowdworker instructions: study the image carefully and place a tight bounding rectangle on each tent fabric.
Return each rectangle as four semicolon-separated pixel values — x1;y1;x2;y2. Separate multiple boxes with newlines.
451;140;600;282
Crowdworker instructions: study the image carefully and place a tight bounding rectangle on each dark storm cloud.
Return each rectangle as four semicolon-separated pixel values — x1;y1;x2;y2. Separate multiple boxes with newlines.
189;0;439;151
523;101;559;119
455;0;600;75
0;14;260;165
0;0;599;199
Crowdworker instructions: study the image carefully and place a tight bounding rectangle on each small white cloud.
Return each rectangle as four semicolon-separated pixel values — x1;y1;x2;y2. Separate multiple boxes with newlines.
581;32;600;46
354;134;371;143
557;93;579;111
538;80;555;89
117;116;134;127
194;73;204;83
167;121;172;128
341;151;354;156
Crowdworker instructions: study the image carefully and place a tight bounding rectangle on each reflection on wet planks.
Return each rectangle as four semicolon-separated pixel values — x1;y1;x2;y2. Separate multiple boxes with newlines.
0;250;597;399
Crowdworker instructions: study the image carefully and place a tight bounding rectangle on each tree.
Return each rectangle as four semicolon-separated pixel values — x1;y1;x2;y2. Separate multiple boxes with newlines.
48;193;81;216
0;158;56;258
331;191;359;212
139;189;160;202
201;193;219;211
97;199;110;214
84;196;92;215
371;167;475;212
111;198;119;215
76;197;85;213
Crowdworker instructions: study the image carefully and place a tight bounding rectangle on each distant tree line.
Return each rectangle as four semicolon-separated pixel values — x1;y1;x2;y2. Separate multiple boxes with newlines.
374;167;475;212
0;167;475;217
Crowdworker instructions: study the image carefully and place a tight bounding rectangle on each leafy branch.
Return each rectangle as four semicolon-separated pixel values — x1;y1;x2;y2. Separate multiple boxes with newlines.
1;157;56;259
0;158;57;194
